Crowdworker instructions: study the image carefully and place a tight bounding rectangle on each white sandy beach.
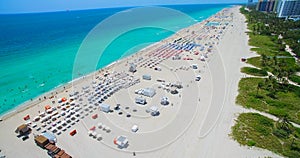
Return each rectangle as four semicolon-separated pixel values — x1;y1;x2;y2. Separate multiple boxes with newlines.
0;6;282;158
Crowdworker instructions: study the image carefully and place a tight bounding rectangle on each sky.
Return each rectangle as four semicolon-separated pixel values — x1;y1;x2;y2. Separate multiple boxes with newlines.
0;0;246;14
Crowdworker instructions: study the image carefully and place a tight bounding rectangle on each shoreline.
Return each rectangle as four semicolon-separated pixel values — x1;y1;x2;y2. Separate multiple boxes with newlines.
0;5;281;158
0;7;221;120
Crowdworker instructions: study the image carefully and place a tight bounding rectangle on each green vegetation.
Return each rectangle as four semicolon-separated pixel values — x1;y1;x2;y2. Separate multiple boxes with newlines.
241;67;268;76
246;33;300;79
236;77;300;124
246;54;299;79
248;34;290;57
237;7;300;123
232;7;300;157
289;74;300;85
232;113;300;158
240;6;300;58
241;7;300;82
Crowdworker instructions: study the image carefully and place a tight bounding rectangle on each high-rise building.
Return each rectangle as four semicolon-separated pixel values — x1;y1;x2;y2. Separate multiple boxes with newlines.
256;0;276;12
277;0;300;18
257;0;267;11
266;0;276;12
273;0;280;12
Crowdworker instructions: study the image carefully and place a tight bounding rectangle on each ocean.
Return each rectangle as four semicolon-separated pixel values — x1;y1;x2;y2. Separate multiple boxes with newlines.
0;4;229;115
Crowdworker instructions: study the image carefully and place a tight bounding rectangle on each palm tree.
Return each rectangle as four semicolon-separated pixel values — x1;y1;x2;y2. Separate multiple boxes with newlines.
256;82;264;96
273;56;278;66
261;54;268;66
282;78;289;86
277;115;292;135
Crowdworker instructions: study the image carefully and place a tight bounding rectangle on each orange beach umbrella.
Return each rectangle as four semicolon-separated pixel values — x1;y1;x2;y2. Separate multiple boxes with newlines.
45;105;51;110
61;97;67;102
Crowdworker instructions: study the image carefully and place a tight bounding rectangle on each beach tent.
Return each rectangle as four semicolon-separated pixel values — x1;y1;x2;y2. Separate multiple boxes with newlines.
131;125;139;132
135;97;146;105
161;97;169;105
56;150;66;157
142;74;151;80
149;106;159;116
114;136;129;148
34;135;49;148
99;104;110;113
142;88;156;97
170;87;178;94
15;124;30;135
129;63;137;72
42;132;57;143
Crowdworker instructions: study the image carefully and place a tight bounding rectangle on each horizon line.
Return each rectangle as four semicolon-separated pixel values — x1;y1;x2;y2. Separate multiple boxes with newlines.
0;2;245;15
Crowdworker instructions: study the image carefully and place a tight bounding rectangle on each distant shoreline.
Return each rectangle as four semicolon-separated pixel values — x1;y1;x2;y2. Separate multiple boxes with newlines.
0;3;237;15
0;5;228;118
0;5;279;158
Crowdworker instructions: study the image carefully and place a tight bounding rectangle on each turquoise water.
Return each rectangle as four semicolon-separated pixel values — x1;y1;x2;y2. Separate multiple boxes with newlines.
0;4;229;115
206;22;221;26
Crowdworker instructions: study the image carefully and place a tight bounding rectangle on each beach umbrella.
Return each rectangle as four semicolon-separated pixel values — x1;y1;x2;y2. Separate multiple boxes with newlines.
46;109;53;114
90;126;96;131
96;134;102;140
39;112;46;117
52;111;58;116
97;123;103;129
102;125;106;130
66;118;71;123
44;105;51;110
70;129;77;136
106;127;111;133
61;97;67;102
200;55;205;61
88;130;93;136
70;101;76;106
75;112;80;117
25;120;32;125
23;114;30;121
33;116;40;122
